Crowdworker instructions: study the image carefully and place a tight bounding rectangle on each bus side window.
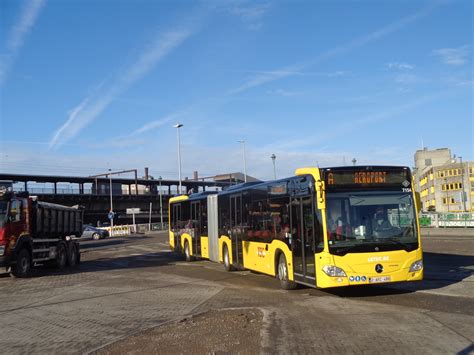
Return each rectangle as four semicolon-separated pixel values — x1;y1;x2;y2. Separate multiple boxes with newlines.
314;209;324;252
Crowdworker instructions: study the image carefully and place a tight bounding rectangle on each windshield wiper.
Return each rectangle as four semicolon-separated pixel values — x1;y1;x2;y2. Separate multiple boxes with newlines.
330;242;378;255
375;238;416;250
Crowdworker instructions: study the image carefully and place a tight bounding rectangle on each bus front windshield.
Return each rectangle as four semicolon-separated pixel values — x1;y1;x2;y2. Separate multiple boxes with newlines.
325;191;418;255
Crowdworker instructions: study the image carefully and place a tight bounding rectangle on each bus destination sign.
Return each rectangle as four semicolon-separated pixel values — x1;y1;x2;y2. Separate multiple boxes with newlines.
325;169;410;188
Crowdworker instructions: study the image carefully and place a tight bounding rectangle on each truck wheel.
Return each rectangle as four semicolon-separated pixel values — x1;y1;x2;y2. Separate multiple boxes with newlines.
11;248;31;278
54;241;67;269
76;243;81;264
67;242;78;267
223;245;233;271
277;253;297;290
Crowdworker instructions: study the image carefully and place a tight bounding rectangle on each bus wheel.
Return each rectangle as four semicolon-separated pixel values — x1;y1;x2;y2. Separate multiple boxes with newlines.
277;253;297;290
11;248;31;278
184;241;194;262
223;245;233;271
54;241;67;270
67;242;78;267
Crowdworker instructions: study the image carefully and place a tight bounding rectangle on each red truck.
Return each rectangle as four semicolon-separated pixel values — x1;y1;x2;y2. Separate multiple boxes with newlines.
0;181;83;277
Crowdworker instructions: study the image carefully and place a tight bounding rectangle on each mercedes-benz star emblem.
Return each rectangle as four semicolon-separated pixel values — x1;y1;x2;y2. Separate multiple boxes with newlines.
375;264;384;273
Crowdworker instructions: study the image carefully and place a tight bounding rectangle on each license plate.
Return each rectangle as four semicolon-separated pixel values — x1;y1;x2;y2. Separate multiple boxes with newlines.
369;276;391;283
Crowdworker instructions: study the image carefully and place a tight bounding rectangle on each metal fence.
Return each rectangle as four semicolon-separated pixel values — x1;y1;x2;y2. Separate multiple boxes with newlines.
419;212;474;228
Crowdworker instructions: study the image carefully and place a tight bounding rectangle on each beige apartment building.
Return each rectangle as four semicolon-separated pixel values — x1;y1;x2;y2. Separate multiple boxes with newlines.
414;148;473;213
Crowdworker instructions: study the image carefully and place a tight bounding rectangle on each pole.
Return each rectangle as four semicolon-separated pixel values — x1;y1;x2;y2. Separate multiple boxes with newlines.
132;210;136;233
109;169;114;236
460;157;466;212
271;154;276;179
238;140;247;182
149;202;152;231
174;123;183;194
159;177;163;230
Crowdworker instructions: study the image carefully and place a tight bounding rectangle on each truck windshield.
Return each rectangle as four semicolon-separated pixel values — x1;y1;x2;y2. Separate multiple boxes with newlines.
326;191;418;255
0;201;7;228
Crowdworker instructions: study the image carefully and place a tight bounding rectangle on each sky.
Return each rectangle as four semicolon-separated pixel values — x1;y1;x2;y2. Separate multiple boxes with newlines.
0;0;472;181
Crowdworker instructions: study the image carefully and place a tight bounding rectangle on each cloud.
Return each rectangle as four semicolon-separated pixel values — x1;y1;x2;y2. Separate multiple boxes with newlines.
432;45;470;66
395;73;419;84
230;64;302;94
129;110;187;136
266;89;303;97
230;2;440;94
49;29;194;149
229;2;271;30
0;0;46;85
387;62;414;70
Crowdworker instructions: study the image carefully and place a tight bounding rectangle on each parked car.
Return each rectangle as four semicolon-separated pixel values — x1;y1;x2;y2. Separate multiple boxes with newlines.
81;225;109;240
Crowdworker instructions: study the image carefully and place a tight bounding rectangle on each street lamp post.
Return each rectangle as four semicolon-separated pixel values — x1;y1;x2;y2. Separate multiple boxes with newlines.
173;123;183;194
271;154;276;179
158;176;163;230
109;169;114;236
238;140;247;183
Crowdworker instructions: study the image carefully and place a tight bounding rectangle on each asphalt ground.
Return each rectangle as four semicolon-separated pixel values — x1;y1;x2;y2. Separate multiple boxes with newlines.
0;231;472;354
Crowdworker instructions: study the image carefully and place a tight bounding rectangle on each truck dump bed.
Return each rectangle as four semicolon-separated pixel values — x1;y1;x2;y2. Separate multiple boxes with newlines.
33;201;83;239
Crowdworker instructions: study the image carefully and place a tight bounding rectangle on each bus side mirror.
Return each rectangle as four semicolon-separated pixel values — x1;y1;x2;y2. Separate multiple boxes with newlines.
316;180;325;209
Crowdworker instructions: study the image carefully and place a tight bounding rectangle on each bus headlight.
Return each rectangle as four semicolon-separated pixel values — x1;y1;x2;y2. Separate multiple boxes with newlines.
322;265;347;277
409;260;423;272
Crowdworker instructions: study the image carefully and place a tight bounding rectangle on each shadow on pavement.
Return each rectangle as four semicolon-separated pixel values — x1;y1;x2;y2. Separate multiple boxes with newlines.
27;250;181;277
78;235;152;251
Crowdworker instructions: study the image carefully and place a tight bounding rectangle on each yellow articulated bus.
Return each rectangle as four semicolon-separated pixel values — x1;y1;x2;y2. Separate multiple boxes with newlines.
169;166;423;289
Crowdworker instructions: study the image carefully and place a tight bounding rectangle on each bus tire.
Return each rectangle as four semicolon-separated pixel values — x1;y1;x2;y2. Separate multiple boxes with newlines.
223;244;233;271
67;242;78;267
54;241;67;270
277;253;297;290
184;241;194;262
11;248;31;278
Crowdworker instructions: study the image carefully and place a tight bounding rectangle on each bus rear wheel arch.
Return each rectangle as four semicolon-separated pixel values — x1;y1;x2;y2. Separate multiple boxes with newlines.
184;240;195;262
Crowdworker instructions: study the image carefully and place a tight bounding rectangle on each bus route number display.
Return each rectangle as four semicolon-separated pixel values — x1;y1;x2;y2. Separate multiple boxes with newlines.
326;170;409;187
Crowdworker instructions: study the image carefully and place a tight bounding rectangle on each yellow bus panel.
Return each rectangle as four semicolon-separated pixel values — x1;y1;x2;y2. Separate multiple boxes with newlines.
200;236;209;259
169;231;175;250
242;240;294;280
315;248;423;288
181;233;193;254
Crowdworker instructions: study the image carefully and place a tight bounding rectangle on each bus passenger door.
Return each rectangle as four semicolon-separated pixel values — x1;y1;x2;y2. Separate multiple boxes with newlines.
191;201;201;254
172;204;181;251
230;195;243;266
291;195;316;285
